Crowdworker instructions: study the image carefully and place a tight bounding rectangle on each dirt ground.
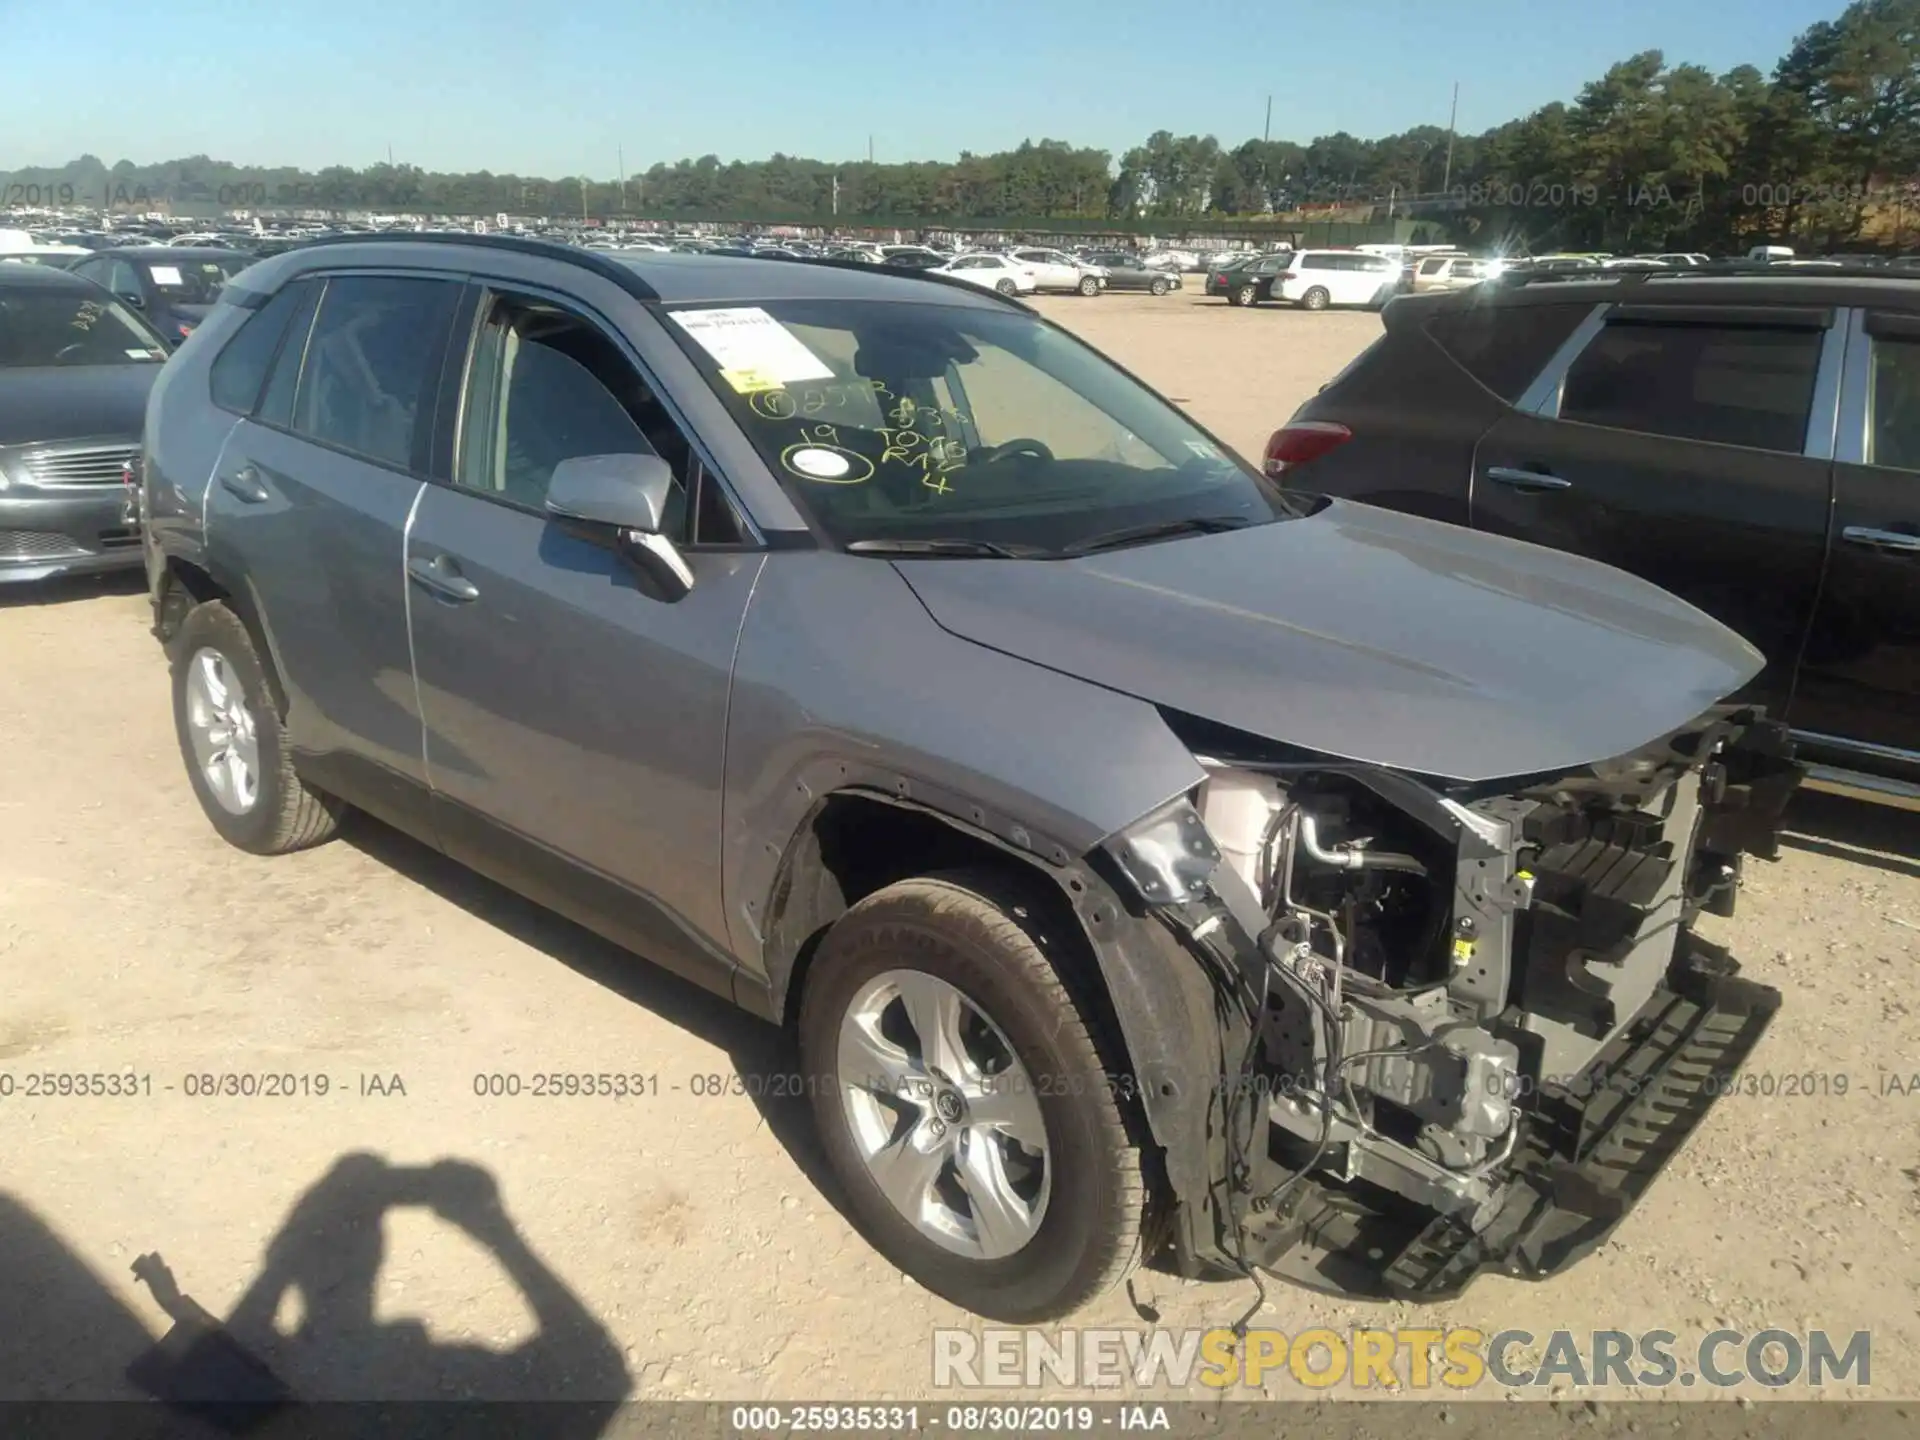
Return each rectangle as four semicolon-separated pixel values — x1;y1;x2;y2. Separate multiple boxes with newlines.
3;285;1917;1406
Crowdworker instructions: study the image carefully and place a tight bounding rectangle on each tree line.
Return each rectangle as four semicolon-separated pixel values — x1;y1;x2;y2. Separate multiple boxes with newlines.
4;0;1917;251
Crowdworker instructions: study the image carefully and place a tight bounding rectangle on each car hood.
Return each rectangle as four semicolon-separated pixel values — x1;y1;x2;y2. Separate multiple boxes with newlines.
0;364;160;446
891;500;1763;784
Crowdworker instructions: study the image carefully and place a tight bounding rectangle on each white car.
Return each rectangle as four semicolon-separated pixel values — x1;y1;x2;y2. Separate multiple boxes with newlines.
1410;255;1503;292
1270;249;1403;309
1009;247;1107;295
931;252;1038;295
1141;248;1200;271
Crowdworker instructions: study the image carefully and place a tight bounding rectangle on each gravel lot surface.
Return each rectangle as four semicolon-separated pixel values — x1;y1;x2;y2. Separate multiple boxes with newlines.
3;284;1915;1405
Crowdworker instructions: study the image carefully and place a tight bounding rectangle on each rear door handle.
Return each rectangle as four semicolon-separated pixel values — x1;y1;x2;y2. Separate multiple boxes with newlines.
219;466;269;504
1485;466;1573;492
407;554;480;602
1842;526;1920;554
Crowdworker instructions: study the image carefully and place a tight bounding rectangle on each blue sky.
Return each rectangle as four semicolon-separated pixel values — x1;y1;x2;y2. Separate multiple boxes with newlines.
6;0;1842;175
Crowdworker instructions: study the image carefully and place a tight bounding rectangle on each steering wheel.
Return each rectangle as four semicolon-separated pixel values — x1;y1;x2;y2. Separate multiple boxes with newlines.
970;437;1054;466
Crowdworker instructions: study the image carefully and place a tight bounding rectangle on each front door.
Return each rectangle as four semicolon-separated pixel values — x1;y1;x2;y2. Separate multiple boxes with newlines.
1791;310;1920;764
404;282;764;998
1470;307;1835;715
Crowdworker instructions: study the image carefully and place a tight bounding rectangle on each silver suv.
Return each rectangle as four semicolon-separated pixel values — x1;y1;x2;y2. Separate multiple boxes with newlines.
143;235;1799;1321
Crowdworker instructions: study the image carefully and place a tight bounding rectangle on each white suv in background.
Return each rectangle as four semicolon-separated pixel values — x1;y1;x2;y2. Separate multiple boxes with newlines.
1410;254;1503;293
1271;249;1401;310
1010;248;1108;295
931;253;1039;295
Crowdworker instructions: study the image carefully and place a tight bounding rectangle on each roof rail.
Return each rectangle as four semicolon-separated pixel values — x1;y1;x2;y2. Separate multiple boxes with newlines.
285;230;661;300
1495;259;1920;288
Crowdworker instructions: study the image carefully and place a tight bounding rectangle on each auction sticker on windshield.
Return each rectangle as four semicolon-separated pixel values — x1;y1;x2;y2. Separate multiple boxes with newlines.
148;266;183;287
672;306;834;393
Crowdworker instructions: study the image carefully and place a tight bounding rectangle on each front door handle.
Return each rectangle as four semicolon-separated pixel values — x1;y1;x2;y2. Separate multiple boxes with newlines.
219;466;269;504
407;554;480;602
1485;466;1573;492
1842;526;1920;554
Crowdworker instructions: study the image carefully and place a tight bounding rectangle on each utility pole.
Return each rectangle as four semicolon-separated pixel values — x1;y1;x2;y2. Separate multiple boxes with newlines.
1441;82;1459;193
868;135;874;164
832;174;840;216
1264;95;1272;144
580;175;588;222
618;146;627;213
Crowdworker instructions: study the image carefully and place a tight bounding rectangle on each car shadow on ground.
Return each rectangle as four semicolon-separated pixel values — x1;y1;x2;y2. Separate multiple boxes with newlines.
340;814;852;1228
3;1152;630;1434
1780;790;1920;880
0;569;147;609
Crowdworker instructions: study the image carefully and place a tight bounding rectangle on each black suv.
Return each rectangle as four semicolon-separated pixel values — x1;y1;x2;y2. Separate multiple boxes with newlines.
1271;265;1920;812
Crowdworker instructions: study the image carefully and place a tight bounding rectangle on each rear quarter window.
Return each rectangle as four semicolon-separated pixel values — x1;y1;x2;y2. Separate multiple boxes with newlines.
1422;302;1590;402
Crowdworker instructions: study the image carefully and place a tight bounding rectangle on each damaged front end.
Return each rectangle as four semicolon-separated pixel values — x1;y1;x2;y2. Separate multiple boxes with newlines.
1099;705;1800;1300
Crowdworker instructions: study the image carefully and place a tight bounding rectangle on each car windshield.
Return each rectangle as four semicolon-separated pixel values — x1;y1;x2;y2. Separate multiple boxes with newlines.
665;298;1301;553
142;256;248;304
0;288;168;366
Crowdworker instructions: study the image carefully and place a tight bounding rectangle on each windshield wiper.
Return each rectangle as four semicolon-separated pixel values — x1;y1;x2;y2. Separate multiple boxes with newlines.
845;537;1046;559
1056;515;1253;557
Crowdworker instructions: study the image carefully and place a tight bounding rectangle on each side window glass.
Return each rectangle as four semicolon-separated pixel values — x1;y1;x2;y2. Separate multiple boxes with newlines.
1424;303;1590;402
109;261;141;297
1559;322;1821;453
210;282;308;415
1869;337;1920;471
290;275;458;470
256;281;323;429
455;293;700;540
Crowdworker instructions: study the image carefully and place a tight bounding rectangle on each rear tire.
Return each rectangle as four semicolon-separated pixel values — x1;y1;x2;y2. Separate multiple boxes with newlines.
170;601;343;855
1301;286;1331;311
1233;283;1258;307
1077;275;1100;296
798;870;1145;1323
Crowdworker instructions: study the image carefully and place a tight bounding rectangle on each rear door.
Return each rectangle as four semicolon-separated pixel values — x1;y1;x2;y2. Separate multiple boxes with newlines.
1469;303;1838;713
204;271;460;824
1790;309;1920;765
1285;298;1595;527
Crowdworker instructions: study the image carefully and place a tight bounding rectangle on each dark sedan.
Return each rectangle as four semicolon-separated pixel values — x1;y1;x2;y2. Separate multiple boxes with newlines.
67;246;254;347
1205;250;1296;305
1083;252;1179;295
0;265;169;582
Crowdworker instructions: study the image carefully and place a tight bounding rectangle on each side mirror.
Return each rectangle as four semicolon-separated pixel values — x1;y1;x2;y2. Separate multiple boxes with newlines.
545;453;694;598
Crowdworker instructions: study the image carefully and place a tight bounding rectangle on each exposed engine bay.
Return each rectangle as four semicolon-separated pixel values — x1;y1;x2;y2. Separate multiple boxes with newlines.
1107;703;1800;1298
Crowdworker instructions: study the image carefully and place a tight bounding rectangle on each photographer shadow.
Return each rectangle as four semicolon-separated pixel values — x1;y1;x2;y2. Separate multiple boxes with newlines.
122;1151;630;1436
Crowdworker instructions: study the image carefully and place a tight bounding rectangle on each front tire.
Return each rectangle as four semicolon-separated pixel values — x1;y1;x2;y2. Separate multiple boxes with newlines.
1149;277;1171;296
1301;286;1332;311
1077;275;1100;296
170;601;342;855
995;279;1018;295
799;871;1145;1322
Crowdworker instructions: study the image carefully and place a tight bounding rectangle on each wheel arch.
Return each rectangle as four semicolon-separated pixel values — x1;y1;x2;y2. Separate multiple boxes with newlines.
152;553;289;717
759;786;1238;1273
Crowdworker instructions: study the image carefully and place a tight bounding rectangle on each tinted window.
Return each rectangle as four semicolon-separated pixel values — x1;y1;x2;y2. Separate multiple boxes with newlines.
457;293;712;541
0;286;167;367
209;282;308;414
1869;337;1920;472
1301;255;1334;270
1560;321;1821;452
1424;303;1590;402
256;281;323;428
142;256;247;306
290;276;457;469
